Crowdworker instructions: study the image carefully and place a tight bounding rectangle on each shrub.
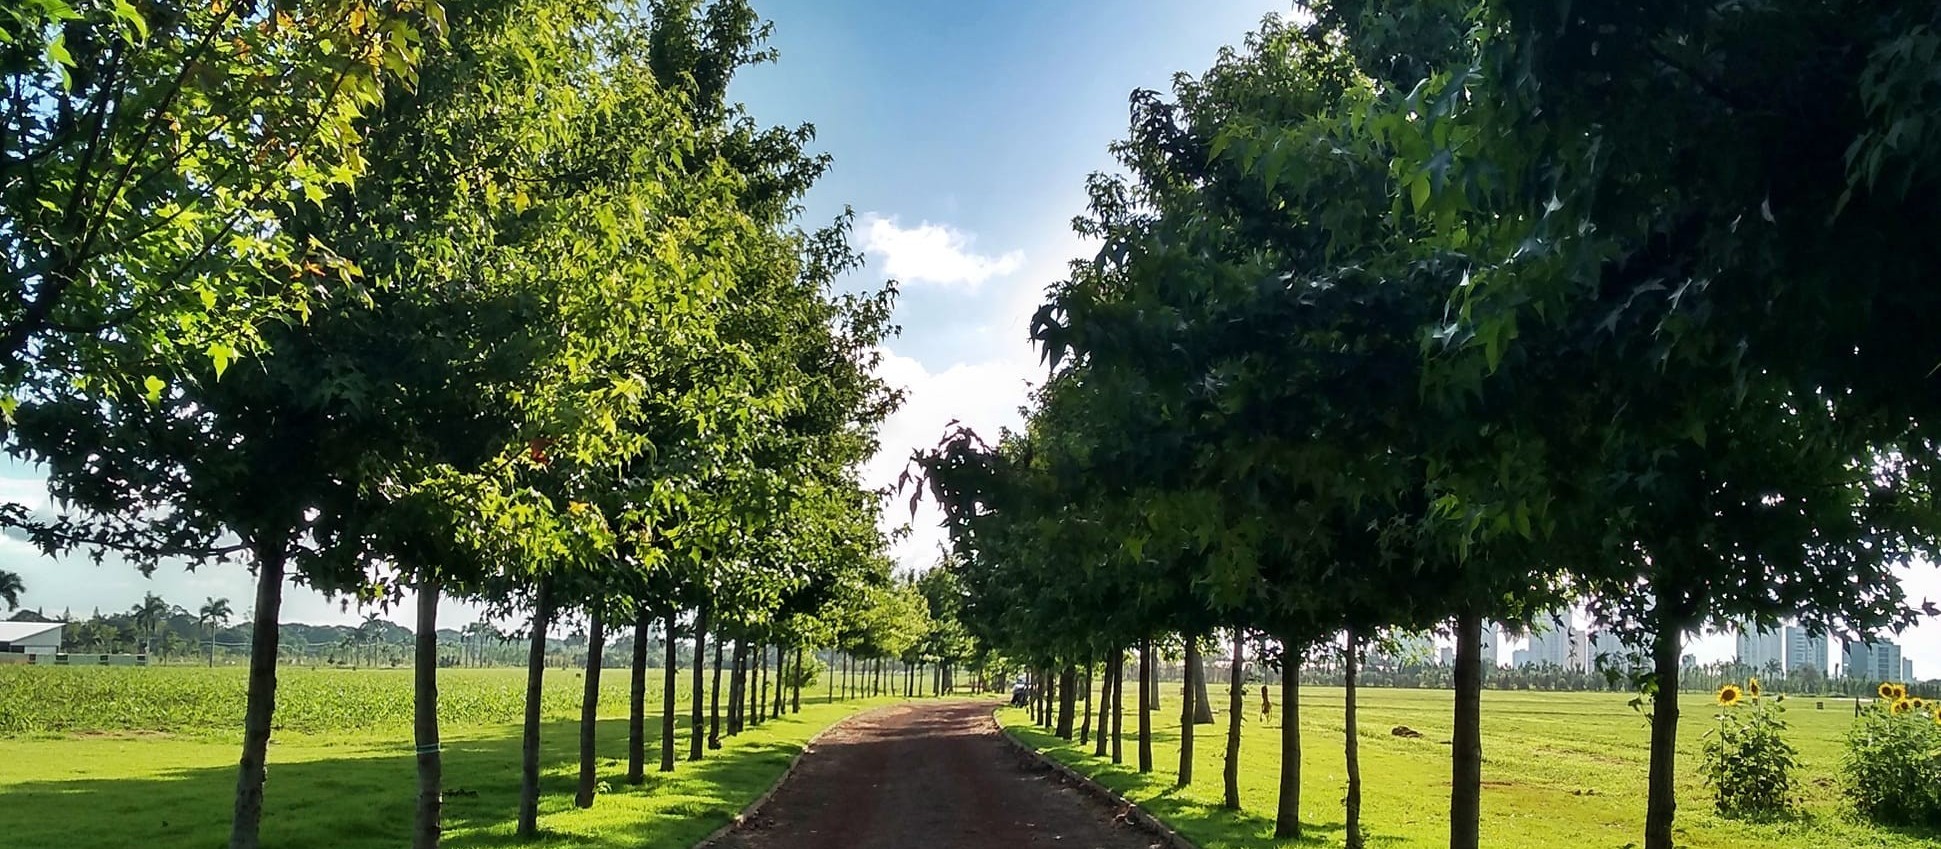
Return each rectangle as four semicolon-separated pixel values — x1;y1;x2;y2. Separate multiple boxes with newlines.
1842;682;1941;827
1701;678;1798;816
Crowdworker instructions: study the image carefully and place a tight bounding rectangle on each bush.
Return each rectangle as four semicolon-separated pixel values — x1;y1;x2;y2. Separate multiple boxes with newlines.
1700;679;1798;816
1843;682;1941;827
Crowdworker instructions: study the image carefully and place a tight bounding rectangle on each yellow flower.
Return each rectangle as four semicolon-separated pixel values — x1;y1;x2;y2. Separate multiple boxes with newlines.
1931;710;1941;727
1881;682;1899;700
1892;698;1914;715
1717;684;1745;707
1914;698;1929;712
1747;677;1762;699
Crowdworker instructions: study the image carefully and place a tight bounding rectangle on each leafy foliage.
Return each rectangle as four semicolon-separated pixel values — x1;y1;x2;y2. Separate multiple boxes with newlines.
1700;682;1798;817
1843;688;1941;828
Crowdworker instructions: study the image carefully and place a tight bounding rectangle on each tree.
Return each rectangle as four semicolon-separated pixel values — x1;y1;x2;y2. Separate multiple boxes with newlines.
0;0;432;396
0;570;21;610
128;592;178;656
198;597;232;667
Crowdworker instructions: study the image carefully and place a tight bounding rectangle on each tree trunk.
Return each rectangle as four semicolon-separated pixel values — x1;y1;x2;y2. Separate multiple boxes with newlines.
516;581;552;838
1094;657;1111;757
574;609;605;809
1080;663;1093;746
1344;628;1363;849
413;579;443;849
1138;638;1154;773
1223;631;1244;810
627;610;649;784
764;645;780;718
1041;668;1054;727
727;639;745;735
708;638;724;749
660;612;678;772
1057;664;1078;738
1178;636;1198;787
1149;649;1161;712
1109;649;1124;763
792;646;804;712
760;644;773;721
1274;653;1302;839
1450;612;1483;849
1645;611;1684;849
228;545;287;849
690;606;708;761
751;644;764;724
1191;640;1215;725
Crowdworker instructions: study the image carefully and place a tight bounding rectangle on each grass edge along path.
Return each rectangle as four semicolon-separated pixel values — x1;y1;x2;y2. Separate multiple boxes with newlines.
0;695;901;849
996;687;1941;849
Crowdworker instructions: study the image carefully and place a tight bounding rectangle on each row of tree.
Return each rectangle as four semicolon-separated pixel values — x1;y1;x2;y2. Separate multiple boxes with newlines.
2;1;950;847
914;4;1941;849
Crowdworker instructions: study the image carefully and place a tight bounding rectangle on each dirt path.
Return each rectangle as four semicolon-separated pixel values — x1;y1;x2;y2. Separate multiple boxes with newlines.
709;700;1157;849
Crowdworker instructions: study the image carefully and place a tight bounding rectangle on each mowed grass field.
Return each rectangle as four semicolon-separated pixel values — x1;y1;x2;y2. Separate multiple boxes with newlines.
1002;684;1941;849
0;665;890;849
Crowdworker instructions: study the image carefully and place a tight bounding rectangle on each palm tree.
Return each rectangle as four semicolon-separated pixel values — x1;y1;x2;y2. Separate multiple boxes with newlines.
0;569;23;611
198;597;234;667
129;592;180;658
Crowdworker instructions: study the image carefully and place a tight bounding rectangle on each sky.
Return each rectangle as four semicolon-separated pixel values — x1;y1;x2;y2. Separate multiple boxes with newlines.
6;0;1941;676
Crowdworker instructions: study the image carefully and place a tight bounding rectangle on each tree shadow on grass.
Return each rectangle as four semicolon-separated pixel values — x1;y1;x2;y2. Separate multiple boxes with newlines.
0;712;830;849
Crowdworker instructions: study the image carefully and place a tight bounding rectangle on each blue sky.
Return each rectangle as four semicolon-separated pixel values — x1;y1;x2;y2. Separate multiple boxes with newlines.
5;0;1938;675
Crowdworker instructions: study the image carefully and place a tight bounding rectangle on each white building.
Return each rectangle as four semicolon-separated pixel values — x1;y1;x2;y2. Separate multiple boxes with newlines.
1737;626;1786;674
1523;610;1574;668
1480;626;1499;668
0;622;63;655
1844;639;1905;682
1782;626;1828;674
1439;646;1454;666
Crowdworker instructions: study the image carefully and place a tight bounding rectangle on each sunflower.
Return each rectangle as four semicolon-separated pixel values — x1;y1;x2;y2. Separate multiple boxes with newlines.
1931;710;1941;727
1747;677;1762;699
1915;698;1929;712
1717;683;1745;707
1881;682;1899;700
1893;698;1914;715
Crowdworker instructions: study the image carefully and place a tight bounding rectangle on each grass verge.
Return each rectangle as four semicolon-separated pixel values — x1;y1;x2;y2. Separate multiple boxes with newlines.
998;685;1938;849
0;678;895;849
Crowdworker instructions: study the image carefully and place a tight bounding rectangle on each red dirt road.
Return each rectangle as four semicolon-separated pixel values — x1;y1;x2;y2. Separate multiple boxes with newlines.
709;700;1159;849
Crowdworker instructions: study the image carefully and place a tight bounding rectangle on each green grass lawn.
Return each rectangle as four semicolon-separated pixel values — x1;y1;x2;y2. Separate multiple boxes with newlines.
0;665;895;849
1001;685;1940;849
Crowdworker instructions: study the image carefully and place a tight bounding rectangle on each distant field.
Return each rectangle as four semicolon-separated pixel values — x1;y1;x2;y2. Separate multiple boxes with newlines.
0;665;888;849
0;665;695;735
1002;685;1938;849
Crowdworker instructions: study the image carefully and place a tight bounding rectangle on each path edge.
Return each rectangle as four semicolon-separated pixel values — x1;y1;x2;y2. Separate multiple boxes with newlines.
689;703;887;849
989;708;1205;849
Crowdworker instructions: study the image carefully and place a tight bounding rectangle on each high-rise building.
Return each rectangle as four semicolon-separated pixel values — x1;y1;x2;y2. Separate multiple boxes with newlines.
1480;626;1498;668
1523;610;1576;668
1905;658;1916;682
1439;646;1454;666
1844;639;1905;682
1574;629;1628;672
1782;626;1829;674
1737;626;1786;675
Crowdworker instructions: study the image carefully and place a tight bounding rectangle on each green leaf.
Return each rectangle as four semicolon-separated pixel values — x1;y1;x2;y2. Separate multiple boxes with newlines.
1410;172;1430;212
208;342;234;379
144;376;165;402
112;0;149;39
46;33;72;67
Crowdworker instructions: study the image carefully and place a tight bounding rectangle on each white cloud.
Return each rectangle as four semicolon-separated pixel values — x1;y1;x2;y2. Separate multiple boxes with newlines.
859;213;1025;290
861;231;1098;575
